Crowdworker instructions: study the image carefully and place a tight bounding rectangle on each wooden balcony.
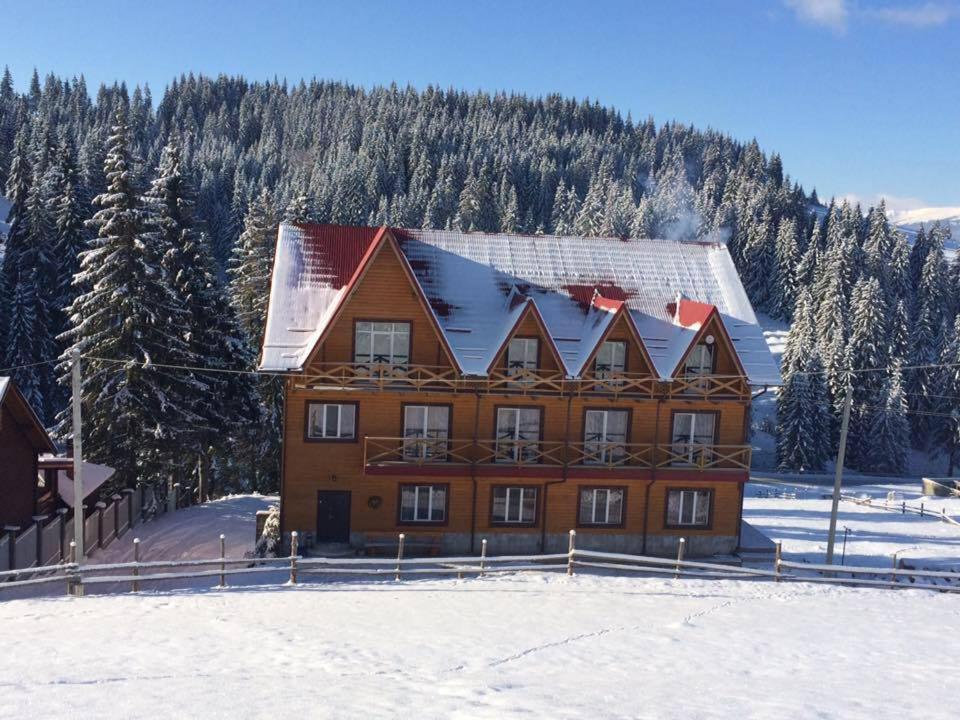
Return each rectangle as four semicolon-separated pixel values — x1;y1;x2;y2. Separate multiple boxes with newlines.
297;363;748;399
363;437;752;472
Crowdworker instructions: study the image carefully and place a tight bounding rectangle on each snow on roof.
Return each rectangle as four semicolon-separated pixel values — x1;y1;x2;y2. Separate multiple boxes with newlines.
260;224;782;385
39;455;116;506
0;376;9;403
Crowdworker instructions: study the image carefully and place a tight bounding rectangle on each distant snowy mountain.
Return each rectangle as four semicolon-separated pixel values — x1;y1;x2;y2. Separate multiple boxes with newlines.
888;206;960;251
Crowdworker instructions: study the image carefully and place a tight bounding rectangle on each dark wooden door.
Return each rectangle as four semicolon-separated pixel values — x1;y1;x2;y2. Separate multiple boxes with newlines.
316;491;351;543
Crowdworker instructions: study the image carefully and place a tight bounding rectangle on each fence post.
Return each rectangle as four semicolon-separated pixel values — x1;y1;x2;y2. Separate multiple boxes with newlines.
132;538;141;593
33;515;45;566
901;501;905;515
219;534;226;588
3;526;17;570
920;502;924;517
289;531;299;585
891;552;898;585
567;529;576;576
57;508;69;561
675;538;686;579
944;508;949;523
774;542;782;581
67;541;82;597
480;538;487;578
95;501;106;549
395;533;405;581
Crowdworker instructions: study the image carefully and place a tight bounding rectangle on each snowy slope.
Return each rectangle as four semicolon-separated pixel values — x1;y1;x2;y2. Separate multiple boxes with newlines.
888;206;960;251
1;574;956;719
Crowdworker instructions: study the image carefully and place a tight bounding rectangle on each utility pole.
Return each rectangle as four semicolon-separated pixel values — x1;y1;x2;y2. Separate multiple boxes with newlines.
71;348;84;561
825;378;853;565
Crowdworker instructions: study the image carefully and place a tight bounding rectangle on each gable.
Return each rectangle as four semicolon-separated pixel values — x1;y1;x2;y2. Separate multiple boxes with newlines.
580;309;655;377
671;311;745;379
488;301;565;374
303;232;458;371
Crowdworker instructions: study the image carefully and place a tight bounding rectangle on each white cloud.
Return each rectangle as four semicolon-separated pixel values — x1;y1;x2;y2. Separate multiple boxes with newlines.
784;0;849;31
868;2;956;27
840;192;930;213
784;1;957;31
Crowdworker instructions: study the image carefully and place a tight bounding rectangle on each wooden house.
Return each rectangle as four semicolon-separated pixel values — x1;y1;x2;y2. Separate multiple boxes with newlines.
260;224;780;557
0;377;57;529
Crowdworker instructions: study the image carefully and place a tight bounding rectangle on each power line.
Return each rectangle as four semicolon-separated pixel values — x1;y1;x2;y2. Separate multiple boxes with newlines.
0;358;60;375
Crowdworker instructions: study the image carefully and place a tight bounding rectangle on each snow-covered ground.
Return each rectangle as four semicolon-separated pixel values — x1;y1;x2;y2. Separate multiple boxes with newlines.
2;493;958;718
745;482;960;570
1;573;956;719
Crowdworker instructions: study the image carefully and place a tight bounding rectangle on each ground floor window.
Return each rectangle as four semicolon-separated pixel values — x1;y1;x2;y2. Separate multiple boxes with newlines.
578;487;625;526
665;489;712;527
490;486;538;525
399;484;447;523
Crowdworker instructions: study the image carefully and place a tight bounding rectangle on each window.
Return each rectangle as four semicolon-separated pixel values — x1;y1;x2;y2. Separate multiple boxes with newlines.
399;485;447;523
683;341;714;393
403;405;450;460
684;342;714;376
583;409;629;465
666;489;711;527
594;341;626;377
507;338;538;374
306;403;356;440
579;488;624;526
355;321;410;366
491;487;538;524
670;412;716;465
495;407;541;463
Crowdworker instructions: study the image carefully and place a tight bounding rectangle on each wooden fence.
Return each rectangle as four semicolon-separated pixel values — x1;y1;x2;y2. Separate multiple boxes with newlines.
841;494;960;527
2;531;958;600
0;482;200;576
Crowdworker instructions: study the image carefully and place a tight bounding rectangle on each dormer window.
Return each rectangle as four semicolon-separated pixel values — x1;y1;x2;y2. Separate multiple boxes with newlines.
595;341;626;378
507;337;538;374
684;338;714;377
355;321;410;366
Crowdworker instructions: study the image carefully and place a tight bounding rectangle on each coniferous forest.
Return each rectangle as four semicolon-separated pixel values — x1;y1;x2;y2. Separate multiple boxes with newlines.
0;69;957;494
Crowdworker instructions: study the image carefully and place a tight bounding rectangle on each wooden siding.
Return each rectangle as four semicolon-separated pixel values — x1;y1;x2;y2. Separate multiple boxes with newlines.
305;239;452;371
0;402;40;529
282;382;748;538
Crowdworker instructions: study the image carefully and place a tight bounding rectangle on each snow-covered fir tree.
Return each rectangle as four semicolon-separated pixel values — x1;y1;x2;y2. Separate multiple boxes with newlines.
60;109;202;487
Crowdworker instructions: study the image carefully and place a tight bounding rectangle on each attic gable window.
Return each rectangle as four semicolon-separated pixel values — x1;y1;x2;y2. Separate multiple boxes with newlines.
595;341;626;378
684;341;714;376
355;321;410;366
507;337;538;373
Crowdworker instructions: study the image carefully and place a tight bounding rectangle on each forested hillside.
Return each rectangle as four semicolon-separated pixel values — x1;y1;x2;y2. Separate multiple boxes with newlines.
0;68;955;493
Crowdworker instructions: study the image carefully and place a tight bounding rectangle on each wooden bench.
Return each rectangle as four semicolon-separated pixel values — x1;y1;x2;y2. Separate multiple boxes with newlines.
363;532;442;557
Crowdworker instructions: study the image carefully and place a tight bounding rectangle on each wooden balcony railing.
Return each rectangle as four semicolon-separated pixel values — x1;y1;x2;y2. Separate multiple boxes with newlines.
364;437;752;471
297;363;749;399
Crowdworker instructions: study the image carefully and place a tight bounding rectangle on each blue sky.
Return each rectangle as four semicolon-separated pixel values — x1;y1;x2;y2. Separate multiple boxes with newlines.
2;0;957;208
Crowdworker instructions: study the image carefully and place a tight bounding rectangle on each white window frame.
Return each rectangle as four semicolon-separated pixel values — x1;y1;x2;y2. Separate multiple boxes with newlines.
354;321;411;366
399;485;447;523
667;489;711;527
684;343;714;376
495;407;541;463
583;409;629;465
306;403;356;440
671;412;716;464
403;405;450;460
507;337;539;373
491;486;538;524
579;488;624;525
595;340;626;378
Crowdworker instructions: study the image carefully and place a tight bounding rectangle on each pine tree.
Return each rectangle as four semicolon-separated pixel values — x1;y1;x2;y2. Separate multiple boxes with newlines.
574;164;610;237
935;315;960;475
862;364;909;475
60;109;201;486
144;138;264;492
229;188;278;346
772;217;800;320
